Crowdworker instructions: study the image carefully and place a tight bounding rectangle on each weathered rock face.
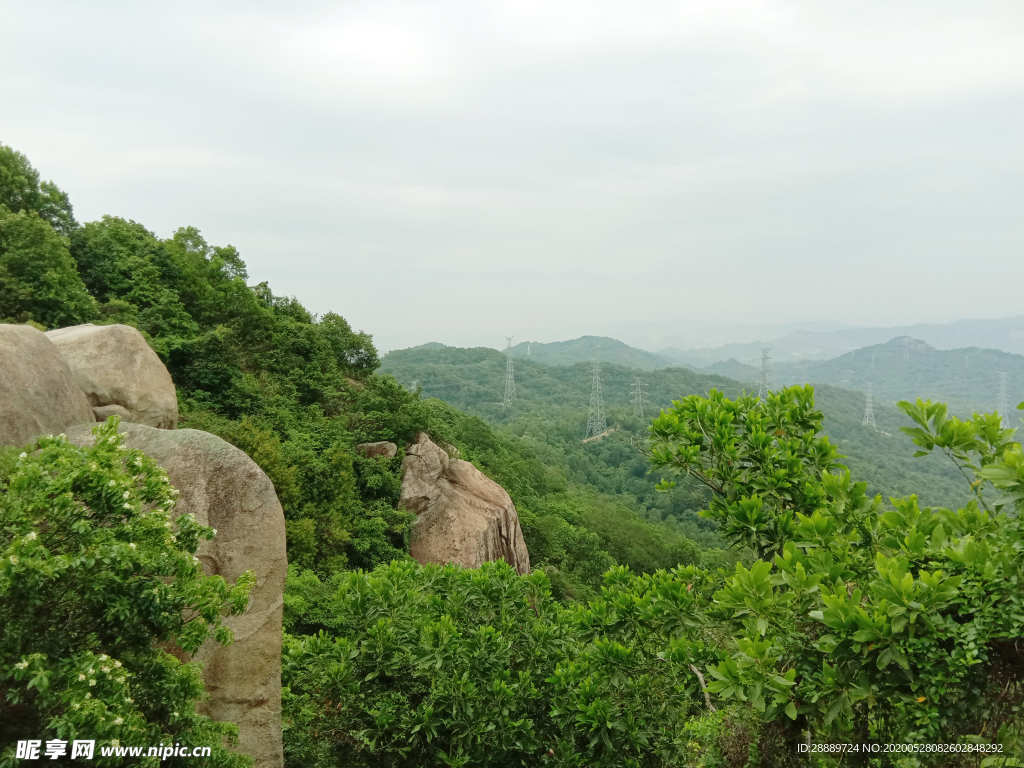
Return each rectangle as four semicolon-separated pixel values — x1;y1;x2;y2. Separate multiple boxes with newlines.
355;440;398;459
0;324;94;448
399;433;530;575
66;423;287;768
46;324;178;429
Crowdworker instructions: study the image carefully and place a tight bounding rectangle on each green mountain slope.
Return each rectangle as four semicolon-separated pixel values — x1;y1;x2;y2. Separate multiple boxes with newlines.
380;344;976;520
510;335;673;370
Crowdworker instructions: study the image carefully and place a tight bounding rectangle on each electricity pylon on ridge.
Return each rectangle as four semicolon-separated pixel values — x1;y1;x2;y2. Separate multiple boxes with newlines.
585;348;607;439
997;370;1009;428
503;336;516;407
632;375;648;420
863;382;876;430
757;348;775;400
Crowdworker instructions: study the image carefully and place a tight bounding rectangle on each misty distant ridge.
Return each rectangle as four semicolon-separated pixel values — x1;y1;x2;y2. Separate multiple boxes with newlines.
655;316;1024;366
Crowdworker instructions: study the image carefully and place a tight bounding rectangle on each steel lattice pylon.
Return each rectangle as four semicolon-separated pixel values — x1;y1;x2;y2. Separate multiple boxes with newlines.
503;336;516;406
632;375;648;419
757;348;775;400
585;348;607;439
997;370;1009;428
863;382;876;429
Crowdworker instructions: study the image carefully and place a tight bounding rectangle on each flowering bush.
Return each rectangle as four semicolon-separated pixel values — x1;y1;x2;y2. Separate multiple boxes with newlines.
0;418;255;767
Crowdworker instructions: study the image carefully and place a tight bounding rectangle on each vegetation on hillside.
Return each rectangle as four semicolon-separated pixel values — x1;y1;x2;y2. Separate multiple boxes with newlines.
380;344;975;519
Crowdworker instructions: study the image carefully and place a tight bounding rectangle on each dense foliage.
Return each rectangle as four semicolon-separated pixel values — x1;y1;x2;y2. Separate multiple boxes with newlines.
0;419;254;768
283;387;1024;767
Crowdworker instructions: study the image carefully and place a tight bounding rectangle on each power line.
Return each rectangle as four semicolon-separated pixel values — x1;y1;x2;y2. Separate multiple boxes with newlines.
503;336;516;407
863;382;876;430
758;348;775;400
585;347;607;439
632;375;648;420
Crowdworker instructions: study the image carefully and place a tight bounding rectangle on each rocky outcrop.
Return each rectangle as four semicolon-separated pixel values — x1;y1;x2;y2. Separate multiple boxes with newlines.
0;324;94;448
66;423;286;768
399;433;530;575
46;324;178;429
355;441;398;459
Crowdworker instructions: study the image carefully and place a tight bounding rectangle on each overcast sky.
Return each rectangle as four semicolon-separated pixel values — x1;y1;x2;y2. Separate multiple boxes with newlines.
2;0;1022;351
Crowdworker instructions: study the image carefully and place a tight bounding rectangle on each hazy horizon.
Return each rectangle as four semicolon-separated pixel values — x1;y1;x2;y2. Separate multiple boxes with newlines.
3;0;1022;352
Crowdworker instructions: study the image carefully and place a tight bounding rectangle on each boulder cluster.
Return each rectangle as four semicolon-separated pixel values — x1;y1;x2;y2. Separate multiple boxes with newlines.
1;323;286;768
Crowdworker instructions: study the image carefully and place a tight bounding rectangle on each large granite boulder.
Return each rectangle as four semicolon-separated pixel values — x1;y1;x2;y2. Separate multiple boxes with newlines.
399;433;530;575
47;323;178;429
66;423;286;768
0;324;94;448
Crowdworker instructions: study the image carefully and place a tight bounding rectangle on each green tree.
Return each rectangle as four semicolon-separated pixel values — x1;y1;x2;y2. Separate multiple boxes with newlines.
0;143;76;236
0;419;255;767
0;207;96;328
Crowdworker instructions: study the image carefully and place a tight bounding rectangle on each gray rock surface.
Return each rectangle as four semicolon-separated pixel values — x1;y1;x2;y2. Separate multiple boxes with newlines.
66;423;286;768
399;432;530;575
0;324;94;448
355;440;398;459
47;323;178;429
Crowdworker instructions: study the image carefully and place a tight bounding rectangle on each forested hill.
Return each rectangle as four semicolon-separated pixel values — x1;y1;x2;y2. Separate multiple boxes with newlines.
380;344;975;515
705;336;1024;418
509;336;672;369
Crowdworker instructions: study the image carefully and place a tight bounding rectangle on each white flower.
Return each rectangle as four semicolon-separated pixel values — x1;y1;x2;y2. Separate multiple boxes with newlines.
73;703;80;710
89;679;96;686
124;504;132;509
113;660;122;668
8;556;17;564
113;717;123;725
117;445;127;451
25;531;37;541
125;697;132;703
109;480;116;486
129;543;137;550
18;452;26;459
172;712;178;718
110;740;119;748
134;458;143;467
123;491;130;499
90;462;98;470
84;693;91;699
212;528;217;536
99;654;109;660
171;488;180;496
78;674;86;681
101;666;110;674
14;661;28;670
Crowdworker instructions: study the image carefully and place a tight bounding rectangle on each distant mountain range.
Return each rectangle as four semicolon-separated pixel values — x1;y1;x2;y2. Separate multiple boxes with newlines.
410;324;1024;421
705;336;1024;418
657;316;1024;366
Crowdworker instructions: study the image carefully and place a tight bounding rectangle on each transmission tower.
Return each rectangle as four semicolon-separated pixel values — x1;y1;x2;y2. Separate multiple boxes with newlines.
862;382;876;429
757;348;775;400
503;336;516;407
631;375;648;420
585;349;607;438
997;370;1009;428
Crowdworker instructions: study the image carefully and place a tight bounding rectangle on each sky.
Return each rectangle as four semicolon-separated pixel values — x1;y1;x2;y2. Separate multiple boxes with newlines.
2;0;1022;352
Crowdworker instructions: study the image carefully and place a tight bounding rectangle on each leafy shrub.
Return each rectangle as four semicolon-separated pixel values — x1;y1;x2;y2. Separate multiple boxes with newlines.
0;419;255;768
